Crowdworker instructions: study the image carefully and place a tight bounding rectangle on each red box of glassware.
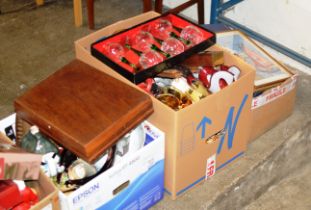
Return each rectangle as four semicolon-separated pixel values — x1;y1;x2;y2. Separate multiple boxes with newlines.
91;13;216;84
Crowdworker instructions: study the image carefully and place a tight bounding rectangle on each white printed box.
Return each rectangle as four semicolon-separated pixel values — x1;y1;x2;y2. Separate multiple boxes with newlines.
58;121;165;210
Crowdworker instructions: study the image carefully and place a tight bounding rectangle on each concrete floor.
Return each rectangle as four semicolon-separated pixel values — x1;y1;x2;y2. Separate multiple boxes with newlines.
1;1;311;209
0;0;143;119
244;162;311;210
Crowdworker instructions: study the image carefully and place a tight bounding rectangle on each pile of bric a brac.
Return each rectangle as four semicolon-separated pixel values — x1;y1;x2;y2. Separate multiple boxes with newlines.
137;51;241;110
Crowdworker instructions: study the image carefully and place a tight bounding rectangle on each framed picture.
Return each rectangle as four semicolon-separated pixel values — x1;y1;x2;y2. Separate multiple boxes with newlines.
216;30;292;88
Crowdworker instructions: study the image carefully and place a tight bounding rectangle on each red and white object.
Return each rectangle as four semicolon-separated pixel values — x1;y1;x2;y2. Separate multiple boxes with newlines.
137;78;155;93
205;154;216;180
13;180;38;209
0;180;22;209
198;66;216;87
209;71;234;93
198;65;240;93
0;180;38;210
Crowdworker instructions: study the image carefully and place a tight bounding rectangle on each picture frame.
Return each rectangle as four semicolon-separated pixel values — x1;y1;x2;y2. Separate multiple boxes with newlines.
216;30;293;89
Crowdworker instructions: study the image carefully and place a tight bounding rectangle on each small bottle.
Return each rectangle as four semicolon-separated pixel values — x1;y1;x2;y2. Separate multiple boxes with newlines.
65;146;115;187
67;159;97;180
21;125;59;154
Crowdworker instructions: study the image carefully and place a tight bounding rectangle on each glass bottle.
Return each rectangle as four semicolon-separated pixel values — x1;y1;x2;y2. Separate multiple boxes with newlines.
21;125;59;154
64;146;115;187
67;159;97;180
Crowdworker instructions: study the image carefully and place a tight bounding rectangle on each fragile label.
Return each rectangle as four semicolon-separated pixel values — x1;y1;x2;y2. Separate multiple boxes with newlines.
205;154;216;180
252;76;297;109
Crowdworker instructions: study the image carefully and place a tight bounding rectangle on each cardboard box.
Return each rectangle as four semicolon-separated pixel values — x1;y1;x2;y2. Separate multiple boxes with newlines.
0;132;60;210
0;141;42;180
250;75;297;140
58;121;165;210
75;12;255;199
216;30;297;142
13;58;165;208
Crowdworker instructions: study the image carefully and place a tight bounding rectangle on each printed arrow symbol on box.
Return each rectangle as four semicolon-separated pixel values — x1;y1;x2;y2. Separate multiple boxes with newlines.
196;116;212;139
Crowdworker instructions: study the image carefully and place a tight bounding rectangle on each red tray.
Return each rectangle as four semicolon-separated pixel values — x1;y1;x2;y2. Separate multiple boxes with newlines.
91;13;216;84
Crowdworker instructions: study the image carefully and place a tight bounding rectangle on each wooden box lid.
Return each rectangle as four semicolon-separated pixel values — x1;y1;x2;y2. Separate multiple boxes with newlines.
14;60;153;163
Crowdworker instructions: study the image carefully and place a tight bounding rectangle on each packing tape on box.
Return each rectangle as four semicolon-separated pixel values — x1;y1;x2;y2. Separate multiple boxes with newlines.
252;75;297;109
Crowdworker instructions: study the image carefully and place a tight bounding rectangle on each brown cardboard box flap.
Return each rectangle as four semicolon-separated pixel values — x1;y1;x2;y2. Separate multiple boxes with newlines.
14;60;153;163
0;133;59;209
0;136;42;180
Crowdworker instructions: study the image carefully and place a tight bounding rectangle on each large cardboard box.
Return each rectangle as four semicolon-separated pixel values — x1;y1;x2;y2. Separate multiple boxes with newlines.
216;30;297;142
0;131;60;210
75;12;255;199
58;121;165;210
1;116;165;209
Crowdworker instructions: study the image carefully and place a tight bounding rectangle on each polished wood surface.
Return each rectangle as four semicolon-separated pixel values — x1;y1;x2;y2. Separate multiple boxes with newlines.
14;60;153;163
74;0;83;27
87;0;95;29
35;0;44;6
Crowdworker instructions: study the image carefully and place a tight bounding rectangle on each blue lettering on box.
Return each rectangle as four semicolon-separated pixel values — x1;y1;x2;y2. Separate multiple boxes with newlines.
217;94;248;154
72;183;100;204
196;94;248;154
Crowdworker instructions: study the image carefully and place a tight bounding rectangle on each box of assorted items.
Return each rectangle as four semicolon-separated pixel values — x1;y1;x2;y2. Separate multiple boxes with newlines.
14;60;165;209
0;131;60;210
75;11;255;199
216;30;297;142
91;13;216;84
